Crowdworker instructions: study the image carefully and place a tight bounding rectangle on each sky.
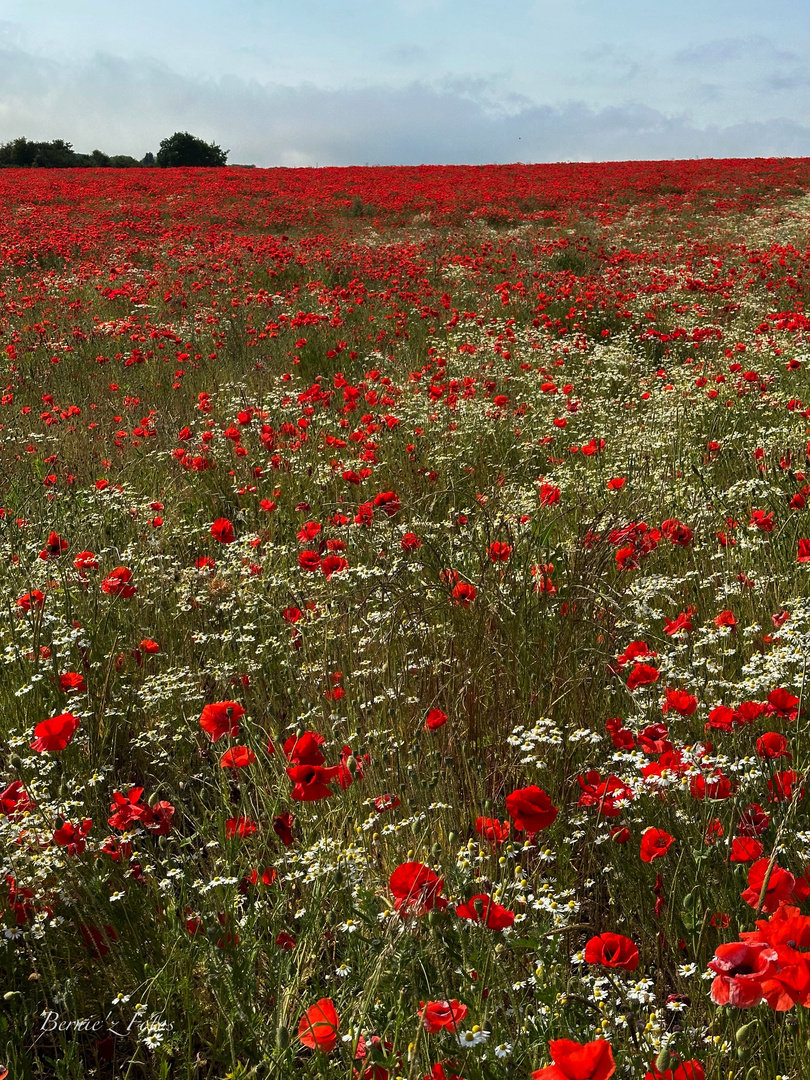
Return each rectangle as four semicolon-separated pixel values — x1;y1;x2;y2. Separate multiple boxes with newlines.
1;0;809;165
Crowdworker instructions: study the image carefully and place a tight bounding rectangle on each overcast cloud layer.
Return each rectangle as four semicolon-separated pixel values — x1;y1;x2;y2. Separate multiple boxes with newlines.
1;0;809;165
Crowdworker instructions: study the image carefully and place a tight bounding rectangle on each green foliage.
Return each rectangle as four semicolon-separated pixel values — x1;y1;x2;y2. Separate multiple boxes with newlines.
155;131;229;168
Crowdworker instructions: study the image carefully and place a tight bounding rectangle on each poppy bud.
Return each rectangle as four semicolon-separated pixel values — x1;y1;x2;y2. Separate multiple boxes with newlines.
334;870;344;885
276;1023;290;1050
736;1020;758;1047
448;831;458;845
683;888;698;910
148;791;159;807
347;756;357;775
431;842;442;858
655;1046;671;1073
484;798;493;811
9;754;23;770
54;817;65;831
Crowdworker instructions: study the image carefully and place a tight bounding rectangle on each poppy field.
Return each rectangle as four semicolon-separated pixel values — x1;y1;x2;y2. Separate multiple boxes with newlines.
4;158;810;1080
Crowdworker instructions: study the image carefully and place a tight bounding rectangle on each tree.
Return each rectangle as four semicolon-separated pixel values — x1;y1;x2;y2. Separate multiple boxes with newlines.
155;132;228;168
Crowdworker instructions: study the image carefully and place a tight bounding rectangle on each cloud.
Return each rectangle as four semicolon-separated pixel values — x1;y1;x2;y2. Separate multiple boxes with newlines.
673;35;800;67
1;44;809;165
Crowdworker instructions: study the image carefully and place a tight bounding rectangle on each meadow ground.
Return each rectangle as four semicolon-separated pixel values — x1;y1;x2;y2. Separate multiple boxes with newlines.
3;159;810;1079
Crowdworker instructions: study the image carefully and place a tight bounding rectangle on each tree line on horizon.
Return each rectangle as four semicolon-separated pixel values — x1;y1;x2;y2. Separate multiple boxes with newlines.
0;131;231;168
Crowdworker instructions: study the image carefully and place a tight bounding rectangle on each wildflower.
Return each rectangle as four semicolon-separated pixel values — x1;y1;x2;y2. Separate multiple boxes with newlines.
101;567;136;598
30;712;80;753
456;895;515;930
457;1027;490;1047
298;998;339;1052
390;862;448;915
425;708;448;731
532;1038;615;1080
475;816;510;844
451;581;477;606
287;764;342;801
219;745;255;769
39;531;69;560
506;786;558;834
584;932;639;971
741;859;796;913
211;517;235;543
640;828;675;863
418;999;468;1033
199;701;245;742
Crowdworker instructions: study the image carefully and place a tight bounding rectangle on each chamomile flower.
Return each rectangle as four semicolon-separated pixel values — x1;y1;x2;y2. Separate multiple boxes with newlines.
457;1026;490;1047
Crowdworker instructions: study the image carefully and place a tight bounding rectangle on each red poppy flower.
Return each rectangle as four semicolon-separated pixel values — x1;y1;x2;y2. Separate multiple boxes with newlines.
287;764;342;801
101;567;136;598
626;663;660;690
273;812;294;845
53;818;93;856
390;862;447;915
767;687;800;720
39;531;69;560
298;998;339;1052
539;482;561;506
418;999;468;1034
506;786;558;833
663;688;698;716
401;532;422;551
30;712;80;753
321;554;349;579
140;638;160;653
373;793;400;812
297;521;321;543
584;933;639;971
645;1060;705;1080
757;732;790;759
456;895;515;929
709;941;776;1007
298;550;321;571
226;816;257;838
211;517;235;543
59;671;86;693
199;701;245;742
798;539;810;563
374;491;401;516
750;509;775;531
425;708;448;731
284;731;326;766
275;931;296;950
73;551;99;572
475;816;510;844
661;519;692;546
488;541;512;562
532;1038;616;1080
577;772;633;817
738;803;770;835
636;724;672;755
606;478;626;491
640;828;675;863
0;781;34;818
690;772;734;800
17;590;46;612
741;858;796;913
451;581;477;606
663;612;692;636
768;770;804;802
220;746;256;769
714;610;737;630
730;837;764;863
